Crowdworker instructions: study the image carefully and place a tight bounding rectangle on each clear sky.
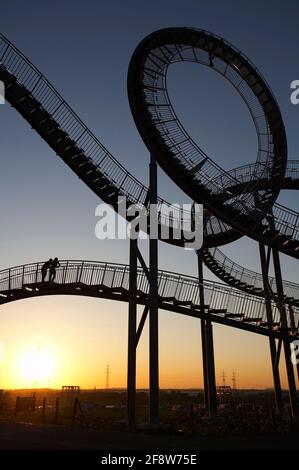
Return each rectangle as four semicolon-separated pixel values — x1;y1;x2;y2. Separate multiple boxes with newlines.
0;0;298;389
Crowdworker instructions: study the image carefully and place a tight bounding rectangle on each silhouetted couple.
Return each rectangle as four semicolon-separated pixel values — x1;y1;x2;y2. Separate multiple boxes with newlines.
41;258;60;282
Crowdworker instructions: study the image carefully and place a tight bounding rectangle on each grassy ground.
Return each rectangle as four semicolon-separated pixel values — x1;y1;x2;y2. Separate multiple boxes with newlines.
0;420;299;450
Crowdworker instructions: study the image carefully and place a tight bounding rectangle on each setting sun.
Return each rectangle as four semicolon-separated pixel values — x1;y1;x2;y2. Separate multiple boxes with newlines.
19;348;55;385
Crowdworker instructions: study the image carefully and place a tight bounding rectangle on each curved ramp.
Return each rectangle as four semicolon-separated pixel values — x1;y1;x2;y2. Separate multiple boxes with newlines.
0;260;297;339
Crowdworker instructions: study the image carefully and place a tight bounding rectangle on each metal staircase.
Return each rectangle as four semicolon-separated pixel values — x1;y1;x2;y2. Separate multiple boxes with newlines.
203;247;299;306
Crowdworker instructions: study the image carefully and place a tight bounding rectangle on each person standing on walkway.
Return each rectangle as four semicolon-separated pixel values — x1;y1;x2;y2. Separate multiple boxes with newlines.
41;259;53;282
49;257;60;282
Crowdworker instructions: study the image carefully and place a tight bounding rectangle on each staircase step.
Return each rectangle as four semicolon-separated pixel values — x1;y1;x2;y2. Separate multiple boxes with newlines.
275;326;298;335
282;237;294;246
83;169;101;180
101;186;117;197
260;322;280;328
78;161;97;173
161;296;176;302
7;82;28;100
31;108;50;124
40;119;57;134
225;313;244;319
48;128;68;142
69;154;87;165
192;304;209;310
208;308;227;314
107;192;120;206
262;228;280;237
63;145;83;159
243;317;262;324
95;176;112;187
55;136;73;151
276;234;292;242
285;296;294;302
19;95;40;112
110;287;126;294
173;299;193;307
234;281;246;287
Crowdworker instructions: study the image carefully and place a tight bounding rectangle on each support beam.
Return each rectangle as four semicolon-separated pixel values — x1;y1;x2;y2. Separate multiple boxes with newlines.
197;250;209;409
275;339;282;369
136;246;149;280
197;249;217;415
259;242;283;412
205;319;217;416
149;152;159;424
272;245;298;416
278;327;299;388
135;303;149;348
127;238;137;430
288;306;299;383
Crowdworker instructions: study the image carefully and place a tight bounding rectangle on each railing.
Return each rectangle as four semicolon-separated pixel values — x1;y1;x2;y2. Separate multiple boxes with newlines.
134;31;299;247
221;161;299;186
205;247;299;302
0;29;298;328
0;35;144;203
0;33;191;235
141;38;278;205
0;260;297;328
203;160;299;239
286;160;299;179
272;203;299;239
0;30;296;247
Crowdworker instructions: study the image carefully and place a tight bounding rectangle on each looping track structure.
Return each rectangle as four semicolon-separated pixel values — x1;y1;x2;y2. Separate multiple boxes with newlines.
128;27;295;254
0;27;298;420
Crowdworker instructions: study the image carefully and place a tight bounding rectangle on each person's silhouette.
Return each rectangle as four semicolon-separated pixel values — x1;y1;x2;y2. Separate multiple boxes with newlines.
49;257;60;282
41;259;53;282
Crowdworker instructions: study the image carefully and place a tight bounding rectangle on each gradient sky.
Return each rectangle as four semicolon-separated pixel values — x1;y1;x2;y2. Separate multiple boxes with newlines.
0;0;298;389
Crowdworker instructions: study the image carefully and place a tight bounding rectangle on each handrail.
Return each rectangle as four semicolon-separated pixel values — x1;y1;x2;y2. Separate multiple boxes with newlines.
203;247;299;303
0;28;297;249
0;260;298;329
0;28;298;327
0;32;191;231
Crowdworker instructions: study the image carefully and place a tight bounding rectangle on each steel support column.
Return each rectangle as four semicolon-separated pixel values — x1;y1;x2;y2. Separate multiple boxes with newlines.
197;249;217;416
287;305;299;383
149;152;159;424
259;243;283;412
127;238;138;430
205;319;217;416
197;249;209;408
272;246;298;416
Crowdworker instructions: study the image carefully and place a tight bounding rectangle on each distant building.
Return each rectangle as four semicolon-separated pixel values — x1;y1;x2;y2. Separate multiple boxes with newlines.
60;385;80;408
216;385;232;404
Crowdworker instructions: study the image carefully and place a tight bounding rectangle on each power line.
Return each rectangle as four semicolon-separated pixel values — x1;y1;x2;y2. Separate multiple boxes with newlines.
105;363;111;390
232;370;237;390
